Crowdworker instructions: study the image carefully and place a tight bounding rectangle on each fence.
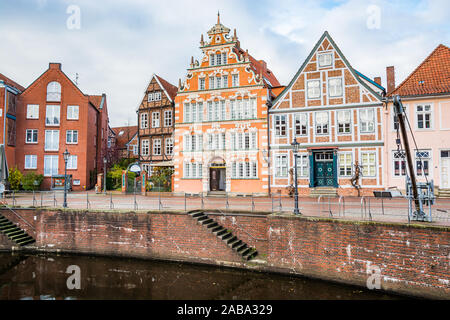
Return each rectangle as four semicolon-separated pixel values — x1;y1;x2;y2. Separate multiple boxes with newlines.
1;190;450;225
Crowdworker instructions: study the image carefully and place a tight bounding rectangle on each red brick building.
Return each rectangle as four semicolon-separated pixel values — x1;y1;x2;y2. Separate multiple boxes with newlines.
111;125;138;160
0;73;25;177
15;63;111;190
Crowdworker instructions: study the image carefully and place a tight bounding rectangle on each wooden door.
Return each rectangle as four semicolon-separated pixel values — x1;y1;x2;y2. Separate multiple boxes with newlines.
210;168;219;191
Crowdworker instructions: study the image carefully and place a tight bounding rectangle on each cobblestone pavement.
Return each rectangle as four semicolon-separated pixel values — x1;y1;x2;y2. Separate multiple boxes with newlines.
2;191;450;226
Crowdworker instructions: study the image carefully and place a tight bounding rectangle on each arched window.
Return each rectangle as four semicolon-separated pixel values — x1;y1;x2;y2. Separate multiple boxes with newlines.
47;81;61;102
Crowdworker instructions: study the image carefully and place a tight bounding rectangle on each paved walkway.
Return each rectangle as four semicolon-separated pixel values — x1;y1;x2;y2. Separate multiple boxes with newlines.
3;191;450;226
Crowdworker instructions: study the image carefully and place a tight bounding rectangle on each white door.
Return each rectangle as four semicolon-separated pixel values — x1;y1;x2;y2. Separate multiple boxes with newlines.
441;151;450;188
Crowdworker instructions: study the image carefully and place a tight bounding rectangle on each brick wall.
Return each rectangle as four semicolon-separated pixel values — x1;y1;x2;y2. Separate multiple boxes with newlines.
0;208;448;299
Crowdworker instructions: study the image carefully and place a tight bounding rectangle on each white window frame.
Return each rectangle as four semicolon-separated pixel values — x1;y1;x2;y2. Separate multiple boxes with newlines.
67;105;79;120
47;82;61;102
141;139;150;156
26;129;38;144
392;150;407;177
415;104;433;130
66;130;78;144
359;108;375;134
337;110;352;134
307;80;321;99
274;115;287;137
152;112;160;128
45;105;60;126
24;155;37;169
165;138;173;155
67;155;78;170
415;149;432;177
232;74;239;87
154;92;162;101
199;78;205;90
26;104;39;119
153;139;161;155
147;93;154;102
164;110;172;127
275;154;288;178
338;152;353;177
318;52;333;67
315;111;329;135
296;154;309;178
44;155;58;177
328;77;343;97
44;130;59;151
140;113;148;128
294;113;308;136
361;151;377;177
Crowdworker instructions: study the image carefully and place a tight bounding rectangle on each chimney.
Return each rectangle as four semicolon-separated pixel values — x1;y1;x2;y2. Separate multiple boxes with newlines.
374;77;381;86
386;66;395;94
49;62;61;70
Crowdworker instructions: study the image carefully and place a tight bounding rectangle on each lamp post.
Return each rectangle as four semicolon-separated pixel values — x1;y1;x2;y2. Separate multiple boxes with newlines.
291;138;301;215
103;156;107;195
63;148;70;208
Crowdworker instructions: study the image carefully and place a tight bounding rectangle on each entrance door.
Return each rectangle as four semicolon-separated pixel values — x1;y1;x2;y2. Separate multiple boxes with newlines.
314;152;334;187
210;168;220;191
441;151;450;188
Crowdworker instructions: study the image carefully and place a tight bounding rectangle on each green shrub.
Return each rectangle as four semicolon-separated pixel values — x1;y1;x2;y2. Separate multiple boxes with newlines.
22;172;44;191
8;167;23;191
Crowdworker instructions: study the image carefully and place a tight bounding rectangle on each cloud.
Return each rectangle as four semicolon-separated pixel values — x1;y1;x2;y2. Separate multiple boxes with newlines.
0;0;448;126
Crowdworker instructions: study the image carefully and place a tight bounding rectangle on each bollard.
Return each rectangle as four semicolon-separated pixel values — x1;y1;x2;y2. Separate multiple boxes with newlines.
226;193;229;210
328;197;332;217
40;192;43;208
86;192;90;209
201;193;204;210
271;194;274;213
53;191;57;207
184;193;187;212
110;192;114;210
338;196;345;217
32;191;36;207
279;192;282;211
12;191;16;206
251;193;255;212
367;197;372;221
381;197;384;215
158;190;162;211
360;197;366;220
134;178;138;211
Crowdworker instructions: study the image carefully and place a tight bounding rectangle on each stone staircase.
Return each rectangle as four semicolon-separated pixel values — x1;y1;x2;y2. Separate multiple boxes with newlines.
309;187;338;198
437;188;450;199
0;213;35;247
187;210;258;261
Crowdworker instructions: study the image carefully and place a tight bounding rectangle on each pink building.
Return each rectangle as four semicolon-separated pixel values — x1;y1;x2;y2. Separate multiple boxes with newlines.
383;44;450;197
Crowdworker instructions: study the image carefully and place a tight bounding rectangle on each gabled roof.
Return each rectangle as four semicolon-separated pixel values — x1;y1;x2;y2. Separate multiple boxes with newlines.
272;31;383;106
88;95;103;109
389;44;450;97
111;125;138;149
0;73;25;92
154;74;178;102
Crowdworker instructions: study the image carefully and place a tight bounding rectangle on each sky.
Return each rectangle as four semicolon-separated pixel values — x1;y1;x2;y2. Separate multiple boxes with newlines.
0;0;449;127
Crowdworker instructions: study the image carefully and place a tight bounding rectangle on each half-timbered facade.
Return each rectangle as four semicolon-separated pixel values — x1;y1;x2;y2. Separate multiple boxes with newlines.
269;32;385;196
137;74;177;173
173;14;280;195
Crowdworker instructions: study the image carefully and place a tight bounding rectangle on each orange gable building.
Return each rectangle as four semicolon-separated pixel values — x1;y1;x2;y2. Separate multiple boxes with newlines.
173;14;280;195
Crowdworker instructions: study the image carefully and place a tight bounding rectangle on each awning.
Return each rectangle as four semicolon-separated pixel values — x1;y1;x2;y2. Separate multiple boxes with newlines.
149;161;174;167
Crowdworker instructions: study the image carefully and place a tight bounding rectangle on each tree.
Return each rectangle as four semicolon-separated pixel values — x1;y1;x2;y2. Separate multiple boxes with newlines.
149;166;174;192
8;167;23;191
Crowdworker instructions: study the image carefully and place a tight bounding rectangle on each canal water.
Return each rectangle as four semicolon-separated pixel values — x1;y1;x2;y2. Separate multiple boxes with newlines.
0;252;402;300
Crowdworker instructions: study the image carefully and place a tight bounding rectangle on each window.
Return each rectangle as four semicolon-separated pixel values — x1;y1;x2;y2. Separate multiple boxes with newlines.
294;113;308;136
154;92;162;101
232;74;239;87
275;155;288;177
142;164;150;174
66;130;78;144
337;110;351;134
338;153;352;176
360;108;375;133
141;139;149;156
45;105;60;126
275;115;287;136
26;129;38;143
133;145;138;155
307;80;321;99
67;105;79;120
328;78;343;97
315;111;329;134
415;150;431;176
153;139;161;155
393;106;407;131
318;53;333;67
44;130;59;151
184;102;202;123
26;105;39;119
165;138;173;155
152;112;160;128
393;151;407;177
148;93;154;102
209;53;226;66
232;161;257;179
209;76;215;89
361;152;376;177
24;155;37;169
183;162;202;179
296;154;309;177
44;155;58;176
67;155;77;170
216;76;222;89
251;98;257;118
47;82;61;102
184;135;202;152
140;113;148;128
222;75;228;88
199;78;205;90
210;54;215;66
416;105;432;129
164;110;172;127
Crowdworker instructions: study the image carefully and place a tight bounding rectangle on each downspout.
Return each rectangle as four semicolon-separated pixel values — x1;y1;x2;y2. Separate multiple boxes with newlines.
266;88;271;195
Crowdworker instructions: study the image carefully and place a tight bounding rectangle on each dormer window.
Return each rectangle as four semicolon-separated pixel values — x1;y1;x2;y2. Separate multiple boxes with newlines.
148;91;162;102
318;53;333;67
47;81;61;102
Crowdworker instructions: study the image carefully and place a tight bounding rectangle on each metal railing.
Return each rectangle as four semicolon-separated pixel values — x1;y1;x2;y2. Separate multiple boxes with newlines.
2;190;450;225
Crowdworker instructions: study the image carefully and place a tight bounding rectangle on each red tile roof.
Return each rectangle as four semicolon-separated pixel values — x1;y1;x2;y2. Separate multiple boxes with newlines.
111;126;138;149
88;95;103;109
390;44;450;97
155;75;178;101
0;73;25;92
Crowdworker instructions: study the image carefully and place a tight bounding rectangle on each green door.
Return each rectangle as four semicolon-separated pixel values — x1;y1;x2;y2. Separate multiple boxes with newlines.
314;152;335;187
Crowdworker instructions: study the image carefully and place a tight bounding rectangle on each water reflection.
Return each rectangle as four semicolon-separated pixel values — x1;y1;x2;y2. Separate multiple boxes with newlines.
0;252;402;300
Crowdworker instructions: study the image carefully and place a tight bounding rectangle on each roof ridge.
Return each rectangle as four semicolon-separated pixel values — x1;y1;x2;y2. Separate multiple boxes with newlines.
390;44;450;96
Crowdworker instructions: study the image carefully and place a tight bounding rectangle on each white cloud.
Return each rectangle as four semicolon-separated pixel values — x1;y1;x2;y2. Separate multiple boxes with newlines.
0;0;448;127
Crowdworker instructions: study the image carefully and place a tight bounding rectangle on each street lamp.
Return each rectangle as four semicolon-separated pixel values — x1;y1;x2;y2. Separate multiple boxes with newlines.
103;156;107;194
291;138;301;215
63;148;70;208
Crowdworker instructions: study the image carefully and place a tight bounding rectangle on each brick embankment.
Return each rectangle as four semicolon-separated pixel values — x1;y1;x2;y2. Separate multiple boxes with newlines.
0;208;448;299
